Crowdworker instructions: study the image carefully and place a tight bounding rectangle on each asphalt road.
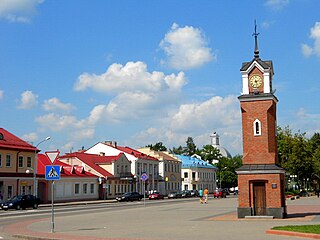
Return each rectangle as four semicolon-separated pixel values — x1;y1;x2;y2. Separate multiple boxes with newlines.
1;196;320;240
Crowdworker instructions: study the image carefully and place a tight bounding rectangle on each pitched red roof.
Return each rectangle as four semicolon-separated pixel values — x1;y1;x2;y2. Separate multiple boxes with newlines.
0;128;38;152
37;154;96;178
116;146;159;161
58;152;116;177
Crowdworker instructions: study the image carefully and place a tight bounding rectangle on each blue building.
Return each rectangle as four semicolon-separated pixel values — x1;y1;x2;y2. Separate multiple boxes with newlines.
175;155;218;193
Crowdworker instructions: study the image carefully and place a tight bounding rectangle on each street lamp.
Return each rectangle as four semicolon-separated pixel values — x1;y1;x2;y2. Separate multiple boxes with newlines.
34;136;51;197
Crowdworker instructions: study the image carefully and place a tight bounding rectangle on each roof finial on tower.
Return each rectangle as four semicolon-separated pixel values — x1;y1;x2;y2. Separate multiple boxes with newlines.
253;19;260;59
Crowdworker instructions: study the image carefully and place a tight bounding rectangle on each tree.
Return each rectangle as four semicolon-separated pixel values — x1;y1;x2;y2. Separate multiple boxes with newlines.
185;137;197;156
277;126;316;189
196;145;222;164
170;145;185;155
216;155;242;189
146;142;167;151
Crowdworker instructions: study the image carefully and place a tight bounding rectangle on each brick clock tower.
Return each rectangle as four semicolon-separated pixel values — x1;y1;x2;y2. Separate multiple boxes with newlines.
236;25;286;219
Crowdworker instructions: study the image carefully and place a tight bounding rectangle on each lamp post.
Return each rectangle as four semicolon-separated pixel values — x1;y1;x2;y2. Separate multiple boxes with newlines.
34;136;51;197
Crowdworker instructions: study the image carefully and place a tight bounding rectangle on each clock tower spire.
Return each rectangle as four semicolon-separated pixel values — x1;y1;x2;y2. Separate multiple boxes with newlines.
253;20;260;59
236;24;286;219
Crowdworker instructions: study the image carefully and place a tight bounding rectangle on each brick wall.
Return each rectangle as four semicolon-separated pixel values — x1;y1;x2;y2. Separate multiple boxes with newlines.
240;99;278;165
238;173;285;208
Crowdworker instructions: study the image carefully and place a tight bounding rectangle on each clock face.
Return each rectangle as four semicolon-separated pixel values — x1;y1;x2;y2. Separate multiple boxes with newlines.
249;75;263;88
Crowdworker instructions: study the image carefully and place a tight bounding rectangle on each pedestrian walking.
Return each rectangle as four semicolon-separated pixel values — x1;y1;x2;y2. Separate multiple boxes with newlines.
204;188;209;204
199;189;203;204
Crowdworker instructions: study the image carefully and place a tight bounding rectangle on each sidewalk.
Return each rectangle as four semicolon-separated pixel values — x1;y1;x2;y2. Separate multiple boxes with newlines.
1;196;320;240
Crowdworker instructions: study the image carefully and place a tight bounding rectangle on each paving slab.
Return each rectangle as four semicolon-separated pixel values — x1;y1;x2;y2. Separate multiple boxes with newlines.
1;196;320;240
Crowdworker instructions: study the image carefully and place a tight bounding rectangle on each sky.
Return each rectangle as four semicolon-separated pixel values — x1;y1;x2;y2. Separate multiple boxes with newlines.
0;0;319;156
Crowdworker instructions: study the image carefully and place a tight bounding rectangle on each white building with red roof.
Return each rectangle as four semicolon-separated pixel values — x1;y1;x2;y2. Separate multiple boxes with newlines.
85;141;160;194
37;154;98;203
59;151;133;199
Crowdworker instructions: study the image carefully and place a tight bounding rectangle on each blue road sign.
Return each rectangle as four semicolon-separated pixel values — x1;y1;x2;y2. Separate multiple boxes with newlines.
140;173;148;181
45;165;61;180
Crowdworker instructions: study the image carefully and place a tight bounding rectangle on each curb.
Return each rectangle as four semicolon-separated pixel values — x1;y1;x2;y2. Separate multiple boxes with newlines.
266;229;320;239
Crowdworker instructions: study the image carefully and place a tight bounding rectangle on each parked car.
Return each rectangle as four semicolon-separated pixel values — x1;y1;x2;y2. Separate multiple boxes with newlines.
148;191;164;200
168;191;183;199
299;190;310;197
116;192;143;202
0;195;40;210
213;189;227;198
190;190;199;197
181;190;192;198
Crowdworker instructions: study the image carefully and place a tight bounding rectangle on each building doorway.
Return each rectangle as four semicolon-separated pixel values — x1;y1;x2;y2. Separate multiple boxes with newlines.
253;182;266;215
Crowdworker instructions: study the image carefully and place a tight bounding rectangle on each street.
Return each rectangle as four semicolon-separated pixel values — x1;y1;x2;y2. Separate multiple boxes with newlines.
1;196;320;240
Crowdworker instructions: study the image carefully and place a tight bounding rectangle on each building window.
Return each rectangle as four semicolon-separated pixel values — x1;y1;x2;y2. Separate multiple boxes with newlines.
27;186;32;194
192;172;196;180
116;165;120;174
75;183;80;195
7;185;13;199
254;119;262;136
18;156;23;168
27;157;32;168
184;172;188;178
90;184;95;194
6;155;11;167
83;183;88;194
0;154;2;167
20;185;26;195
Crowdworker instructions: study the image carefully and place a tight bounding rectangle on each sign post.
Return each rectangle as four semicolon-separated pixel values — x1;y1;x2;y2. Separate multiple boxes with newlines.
140;173;148;207
45;151;60;233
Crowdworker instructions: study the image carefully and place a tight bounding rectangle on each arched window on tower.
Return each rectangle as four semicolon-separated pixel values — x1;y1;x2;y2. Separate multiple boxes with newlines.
253;119;262;136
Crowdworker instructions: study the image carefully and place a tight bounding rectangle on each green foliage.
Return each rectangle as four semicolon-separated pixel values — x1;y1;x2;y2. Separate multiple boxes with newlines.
278;127;320;189
146;142;167;151
215;155;242;188
169;136;197;156
170;145;185;155
272;225;320;234
196;144;222;164
185;137;197;156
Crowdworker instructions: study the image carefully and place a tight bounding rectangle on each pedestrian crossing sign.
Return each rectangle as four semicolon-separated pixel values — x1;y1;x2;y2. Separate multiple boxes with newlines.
45;165;61;180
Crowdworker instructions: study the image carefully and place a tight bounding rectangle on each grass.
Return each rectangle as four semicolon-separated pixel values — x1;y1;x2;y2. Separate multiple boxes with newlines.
272;225;320;234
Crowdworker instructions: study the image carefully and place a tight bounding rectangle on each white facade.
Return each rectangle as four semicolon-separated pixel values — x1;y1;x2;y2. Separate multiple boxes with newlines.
176;155;218;193
85;142;159;194
53;178;98;202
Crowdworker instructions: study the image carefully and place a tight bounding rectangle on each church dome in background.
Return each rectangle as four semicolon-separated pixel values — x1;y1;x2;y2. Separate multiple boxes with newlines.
210;131;232;159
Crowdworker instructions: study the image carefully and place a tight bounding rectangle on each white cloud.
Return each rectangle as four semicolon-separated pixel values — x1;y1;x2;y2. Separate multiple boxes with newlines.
36;113;78;131
21;132;38;143
73;61;187;123
169;95;240;131
128;95;242;155
71;128;95;141
0;0;44;23
17;90;38;109
302;22;320;57
74;61;186;94
0;89;3;100
42;97;75;113
290;108;320;138
160;23;215;70
265;0;289;11
80;91;171;125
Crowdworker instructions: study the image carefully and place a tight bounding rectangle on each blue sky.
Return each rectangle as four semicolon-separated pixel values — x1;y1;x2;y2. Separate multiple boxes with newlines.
0;0;319;156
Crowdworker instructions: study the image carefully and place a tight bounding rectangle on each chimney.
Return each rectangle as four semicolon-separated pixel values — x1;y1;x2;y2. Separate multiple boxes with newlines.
105;141;117;148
